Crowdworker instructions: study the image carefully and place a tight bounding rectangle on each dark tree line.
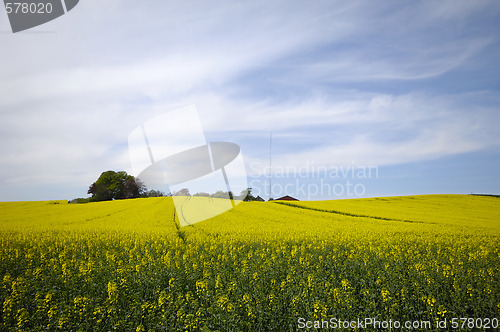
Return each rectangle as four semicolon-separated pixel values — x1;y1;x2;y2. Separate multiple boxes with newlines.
72;171;256;203
190;188;257;201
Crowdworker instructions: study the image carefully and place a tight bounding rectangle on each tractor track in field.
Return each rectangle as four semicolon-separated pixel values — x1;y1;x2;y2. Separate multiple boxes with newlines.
273;202;431;224
172;202;186;243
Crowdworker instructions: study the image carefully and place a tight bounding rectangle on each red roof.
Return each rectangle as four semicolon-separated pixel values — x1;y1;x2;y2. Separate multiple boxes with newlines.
276;195;299;201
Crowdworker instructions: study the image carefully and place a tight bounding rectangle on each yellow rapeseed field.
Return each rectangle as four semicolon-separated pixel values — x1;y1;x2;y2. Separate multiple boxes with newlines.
0;194;498;331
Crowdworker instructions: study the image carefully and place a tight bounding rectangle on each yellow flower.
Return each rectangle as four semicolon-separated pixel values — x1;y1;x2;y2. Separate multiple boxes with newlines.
437;305;447;317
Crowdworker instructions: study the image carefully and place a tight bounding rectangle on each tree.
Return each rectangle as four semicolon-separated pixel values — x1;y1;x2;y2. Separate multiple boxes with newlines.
123;176;146;199
193;192;210;197
240;188;255;201
142;189;165;198
211;190;230;199
172;188;191;196
88;170;146;202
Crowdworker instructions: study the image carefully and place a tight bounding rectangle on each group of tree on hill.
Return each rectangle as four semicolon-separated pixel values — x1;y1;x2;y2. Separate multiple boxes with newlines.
87;170;145;201
70;170;259;203
70;170;164;203
189;188;258;201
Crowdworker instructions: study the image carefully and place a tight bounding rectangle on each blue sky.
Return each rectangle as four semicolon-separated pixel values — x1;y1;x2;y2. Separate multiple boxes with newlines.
0;0;499;201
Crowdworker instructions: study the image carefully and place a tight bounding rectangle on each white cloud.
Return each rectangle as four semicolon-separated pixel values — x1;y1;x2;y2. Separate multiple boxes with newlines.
0;0;499;200
225;91;500;175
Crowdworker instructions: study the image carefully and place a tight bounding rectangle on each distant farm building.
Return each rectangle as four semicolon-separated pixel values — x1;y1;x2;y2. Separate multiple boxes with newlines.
254;196;265;202
275;195;299;201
